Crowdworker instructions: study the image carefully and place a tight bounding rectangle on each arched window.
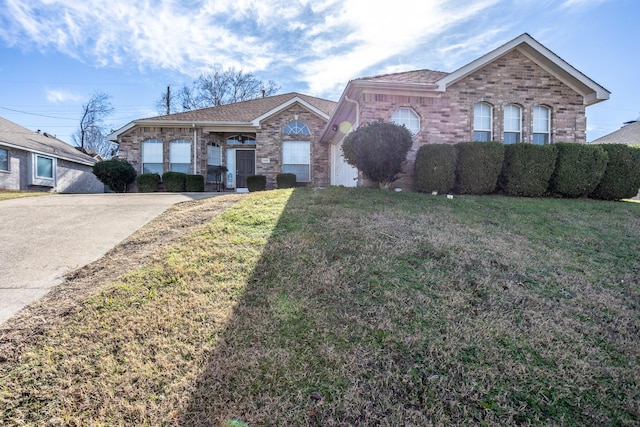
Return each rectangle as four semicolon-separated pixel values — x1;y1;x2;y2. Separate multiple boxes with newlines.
207;142;223;182
169;139;191;173
473;102;493;142
227;135;256;145
391;108;420;135
142;138;163;174
533;106;551;145
503;105;522;144
283;121;310;135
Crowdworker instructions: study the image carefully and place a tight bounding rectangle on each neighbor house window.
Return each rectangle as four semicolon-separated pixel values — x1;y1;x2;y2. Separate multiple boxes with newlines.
283;141;310;182
0;148;8;171
533;106;551;145
473;102;493;141
503;105;522;144
35;155;54;179
142;139;163;174
391;108;420;135
170;139;191;173
283;120;310;135
207;143;223;182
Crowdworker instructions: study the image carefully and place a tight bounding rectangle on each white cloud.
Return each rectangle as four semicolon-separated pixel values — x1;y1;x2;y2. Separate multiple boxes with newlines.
45;88;83;103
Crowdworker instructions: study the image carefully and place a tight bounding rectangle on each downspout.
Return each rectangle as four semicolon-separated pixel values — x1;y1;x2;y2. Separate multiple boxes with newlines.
192;123;197;175
344;94;360;130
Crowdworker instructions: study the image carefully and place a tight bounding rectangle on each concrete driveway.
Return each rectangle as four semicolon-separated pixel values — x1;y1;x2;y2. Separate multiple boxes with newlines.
0;192;219;325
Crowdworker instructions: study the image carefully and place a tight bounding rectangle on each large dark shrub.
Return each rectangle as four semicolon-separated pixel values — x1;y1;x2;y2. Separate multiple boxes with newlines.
455;141;505;195
276;173;297;189
500;143;558;197
342;121;413;189
186;174;205;192
590;144;640;200
247;175;266;192
162;171;187;192
549;143;608;198
136;173;160;193
92;159;136;193
414;144;457;194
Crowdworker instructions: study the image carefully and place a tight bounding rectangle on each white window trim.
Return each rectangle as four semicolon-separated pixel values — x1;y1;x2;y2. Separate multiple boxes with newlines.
283;140;311;182
142;139;163;175
473;102;493;141
30;153;56;186
391;108;420;135
503;104;522;144
532;105;551;145
169;139;192;173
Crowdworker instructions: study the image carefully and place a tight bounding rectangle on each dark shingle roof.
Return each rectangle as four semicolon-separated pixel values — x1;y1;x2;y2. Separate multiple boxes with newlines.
356;69;449;84
0;116;96;165
591;121;640;146
141;92;337;123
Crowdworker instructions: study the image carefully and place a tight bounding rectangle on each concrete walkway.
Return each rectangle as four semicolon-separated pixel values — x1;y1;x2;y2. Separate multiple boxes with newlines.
0;193;219;325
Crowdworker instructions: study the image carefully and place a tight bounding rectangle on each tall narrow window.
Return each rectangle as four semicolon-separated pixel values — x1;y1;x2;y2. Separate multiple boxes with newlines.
207;143;222;182
504;105;522;144
473;102;493;141
391;108;420;134
170;139;191;173
142;139;163;174
533;106;550;145
283;141;310;182
0;148;8;171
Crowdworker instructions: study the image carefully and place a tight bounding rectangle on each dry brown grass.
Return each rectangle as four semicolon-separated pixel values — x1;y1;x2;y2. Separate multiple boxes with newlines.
1;188;638;426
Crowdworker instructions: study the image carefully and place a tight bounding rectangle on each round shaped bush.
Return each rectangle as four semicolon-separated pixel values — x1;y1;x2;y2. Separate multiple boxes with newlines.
414;144;456;194
455;141;505;195
500;143;558;197
550;143;608;198
92;159;136;193
590;144;640;200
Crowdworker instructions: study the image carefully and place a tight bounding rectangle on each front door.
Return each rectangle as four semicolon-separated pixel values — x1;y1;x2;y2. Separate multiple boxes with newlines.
235;150;255;188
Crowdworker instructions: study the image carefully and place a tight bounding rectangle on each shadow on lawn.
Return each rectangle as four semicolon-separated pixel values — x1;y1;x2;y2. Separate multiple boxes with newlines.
179;188;338;426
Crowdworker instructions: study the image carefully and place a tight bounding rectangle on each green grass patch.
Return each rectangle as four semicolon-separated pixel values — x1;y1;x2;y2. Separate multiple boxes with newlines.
1;188;638;425
0;191;49;201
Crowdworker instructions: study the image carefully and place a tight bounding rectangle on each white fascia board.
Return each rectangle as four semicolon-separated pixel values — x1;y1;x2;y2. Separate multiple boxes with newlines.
107;122;136;142
0;141;95;166
251;96;330;126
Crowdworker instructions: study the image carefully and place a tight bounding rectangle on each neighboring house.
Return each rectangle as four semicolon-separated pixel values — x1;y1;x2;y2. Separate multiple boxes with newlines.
590;120;640;146
109;93;336;190
322;33;610;189
109;33;609;191
0;116;104;193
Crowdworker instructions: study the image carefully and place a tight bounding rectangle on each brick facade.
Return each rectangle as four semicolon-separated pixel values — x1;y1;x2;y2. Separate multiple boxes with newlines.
355;50;588;189
116;103;330;191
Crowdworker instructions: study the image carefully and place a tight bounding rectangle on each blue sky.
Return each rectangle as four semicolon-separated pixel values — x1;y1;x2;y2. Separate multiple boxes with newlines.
0;0;637;145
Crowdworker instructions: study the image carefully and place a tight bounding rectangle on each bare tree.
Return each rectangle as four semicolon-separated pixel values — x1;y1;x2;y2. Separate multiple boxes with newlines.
72;92;116;158
156;65;280;114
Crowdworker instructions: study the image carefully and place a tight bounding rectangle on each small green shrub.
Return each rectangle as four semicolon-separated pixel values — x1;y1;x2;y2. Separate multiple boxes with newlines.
162;171;187;192
92;159;136;193
414;144;457;194
276;173;297;189
550;143;608;198
186;174;205;192
455;141;505;195
135;173;161;193
500;143;558;197
247;175;267;192
590;144;640;200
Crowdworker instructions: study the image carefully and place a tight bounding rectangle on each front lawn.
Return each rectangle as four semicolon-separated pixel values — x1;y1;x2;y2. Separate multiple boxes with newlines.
1;187;638;425
0;191;48;201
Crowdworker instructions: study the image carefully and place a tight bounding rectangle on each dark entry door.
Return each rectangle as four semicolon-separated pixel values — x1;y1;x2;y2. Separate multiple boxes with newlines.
235;150;255;188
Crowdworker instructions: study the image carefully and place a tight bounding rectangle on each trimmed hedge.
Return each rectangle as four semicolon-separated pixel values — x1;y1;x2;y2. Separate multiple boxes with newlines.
186;174;205;192
414;143;457;194
500;143;558;197
550;143;608;198
136;173;161;193
162;171;187;192
455;141;505;195
92;159;136;193
247;175;267;192
590;144;640;200
276;173;297;189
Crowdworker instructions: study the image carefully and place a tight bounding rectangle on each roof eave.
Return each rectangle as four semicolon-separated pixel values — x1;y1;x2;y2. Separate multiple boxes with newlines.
0;140;96;166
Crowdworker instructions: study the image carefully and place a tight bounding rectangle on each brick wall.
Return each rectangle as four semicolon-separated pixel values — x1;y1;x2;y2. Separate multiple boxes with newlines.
356;50;587;190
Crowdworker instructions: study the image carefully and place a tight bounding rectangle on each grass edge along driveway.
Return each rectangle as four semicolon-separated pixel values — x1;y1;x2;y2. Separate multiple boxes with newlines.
1;187;638;426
